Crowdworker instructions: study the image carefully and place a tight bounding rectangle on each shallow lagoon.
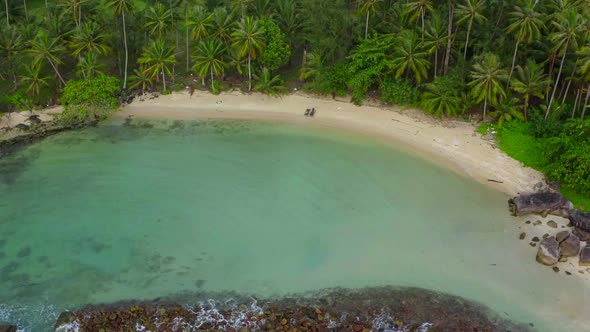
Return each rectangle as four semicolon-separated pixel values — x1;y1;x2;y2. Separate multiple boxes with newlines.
0;119;587;331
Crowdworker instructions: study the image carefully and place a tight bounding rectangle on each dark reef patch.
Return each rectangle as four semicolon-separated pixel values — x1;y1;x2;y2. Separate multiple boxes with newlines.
58;287;534;332
16;246;31;258
0;148;41;185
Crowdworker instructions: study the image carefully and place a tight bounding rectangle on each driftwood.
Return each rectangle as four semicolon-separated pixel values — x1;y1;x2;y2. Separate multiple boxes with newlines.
568;210;590;232
508;192;573;217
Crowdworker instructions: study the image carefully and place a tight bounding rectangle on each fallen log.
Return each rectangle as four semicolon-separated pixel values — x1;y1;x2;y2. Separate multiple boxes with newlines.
508;192;573;217
568;210;590;232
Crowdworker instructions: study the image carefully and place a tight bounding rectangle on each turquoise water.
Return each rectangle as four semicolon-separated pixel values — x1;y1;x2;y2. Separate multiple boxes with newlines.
0;119;586;331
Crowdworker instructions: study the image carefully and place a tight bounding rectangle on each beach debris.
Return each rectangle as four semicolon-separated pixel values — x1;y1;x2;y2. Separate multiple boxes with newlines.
579;245;590;266
547;220;558;228
487;179;503;183
559;233;580;257
552;266;560;272
310;107;316;117
536;237;560;265
508;192;573;218
304;108;311;116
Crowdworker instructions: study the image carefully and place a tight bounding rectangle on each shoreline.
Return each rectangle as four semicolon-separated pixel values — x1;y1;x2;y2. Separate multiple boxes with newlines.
118;90;545;197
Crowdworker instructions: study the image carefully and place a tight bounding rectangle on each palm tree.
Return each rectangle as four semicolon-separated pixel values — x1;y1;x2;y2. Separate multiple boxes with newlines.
212;7;235;47
20;63;50;98
357;0;382;39
0;25;24;90
4;0;9;26
505;0;544;87
231;0;252;20
192;39;227;91
405;0;433;39
145;2;173;38
546;9;585;119
299;51;324;81
186;5;212;72
510;59;551;120
488;95;524;127
273;0;303;47
232;16;265;91
468;53;508;120
76;52;104;78
390;30;431;84
421;82;463;116
578;45;590;119
455;0;486;60
138;39;177;91
129;66;153;93
423;13;449;77
58;0;86;27
28;30;67;86
106;0;133;89
69;20;111;57
255;67;285;95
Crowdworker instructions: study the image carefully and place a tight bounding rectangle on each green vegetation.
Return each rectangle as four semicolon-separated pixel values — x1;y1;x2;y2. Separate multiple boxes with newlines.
60;74;121;123
0;0;589;203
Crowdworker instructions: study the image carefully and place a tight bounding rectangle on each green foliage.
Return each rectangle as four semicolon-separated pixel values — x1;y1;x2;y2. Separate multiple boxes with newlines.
380;78;420;107
496;121;547;170
257;19;290;72
254;67;286;95
211;80;224;95
60;74;121;122
420;73;465;116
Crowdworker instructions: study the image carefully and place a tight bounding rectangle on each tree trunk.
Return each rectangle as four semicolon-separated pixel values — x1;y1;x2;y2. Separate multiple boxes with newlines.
434;49;438;78
572;89;580;118
162;70;167;91
365;11;369;39
47;57;66;86
507;41;519;89
582;83;590;120
483;95;487;120
443;1;454;75
545;49;568;119
463;20;472;60
421;7;425;41
524;95;529;121
185;1;189;73
122;10;129;89
248;53;252;91
4;0;9;26
210;66;214;91
23;0;28;20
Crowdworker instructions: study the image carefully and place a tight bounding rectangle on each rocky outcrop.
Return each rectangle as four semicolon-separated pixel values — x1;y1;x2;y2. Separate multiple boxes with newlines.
559;233;580;257
54;311;76;330
536;237;560;265
567;210;590;232
579;245;590;266
572;227;590;241
508;192;573;218
0;325;17;332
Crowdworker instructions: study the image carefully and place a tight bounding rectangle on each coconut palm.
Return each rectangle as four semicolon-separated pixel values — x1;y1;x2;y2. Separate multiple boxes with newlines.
578;45;590;119
357;0;382;39
145;2;173;38
212;7;235;47
57;0;86;27
390;30;431;84
0;25;24;89
505;0;544;87
76;52;104;78
192;39;227;91
421;82;463;116
545;9;585;119
69;20;111;57
138;39;177;91
255;67;285;95
510;59;551;120
20;63;50;98
455;0;486;60
28;30;67;86
273;0;303;46
231;0;252;20
129;66;153;93
468;53;508;120
232;16;265;91
106;0;133;89
405;0;433;39
299;51;324;81
488;95;524;127
423;13;449;77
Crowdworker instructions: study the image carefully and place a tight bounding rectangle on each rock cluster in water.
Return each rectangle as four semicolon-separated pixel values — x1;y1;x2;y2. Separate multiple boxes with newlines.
510;188;590;270
53;287;533;332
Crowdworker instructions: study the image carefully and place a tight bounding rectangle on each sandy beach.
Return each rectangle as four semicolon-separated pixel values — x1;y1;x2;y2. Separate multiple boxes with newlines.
115;90;544;197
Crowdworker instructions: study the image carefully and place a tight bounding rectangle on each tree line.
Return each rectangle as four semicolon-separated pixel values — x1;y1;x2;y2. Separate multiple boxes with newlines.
1;0;589;198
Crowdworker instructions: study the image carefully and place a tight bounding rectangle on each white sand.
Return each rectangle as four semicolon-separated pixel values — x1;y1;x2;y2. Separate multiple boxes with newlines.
118;90;544;197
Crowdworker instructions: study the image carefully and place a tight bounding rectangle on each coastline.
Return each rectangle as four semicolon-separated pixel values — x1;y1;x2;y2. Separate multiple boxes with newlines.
118;90;545;197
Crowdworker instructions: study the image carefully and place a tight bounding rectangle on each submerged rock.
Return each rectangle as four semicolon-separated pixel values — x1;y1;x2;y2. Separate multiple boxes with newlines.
536;237;560;266
0;325;17;332
54;311;76;329
579;245;590;266
559;233;580;257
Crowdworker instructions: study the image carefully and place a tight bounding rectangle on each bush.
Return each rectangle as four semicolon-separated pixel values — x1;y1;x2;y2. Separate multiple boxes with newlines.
380;78;420;106
60;74;121;123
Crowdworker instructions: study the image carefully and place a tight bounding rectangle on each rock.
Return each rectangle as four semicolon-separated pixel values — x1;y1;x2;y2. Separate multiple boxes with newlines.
529;242;537;247
559;233;580;257
573;227;590;241
547;220;558;228
54;311;76;329
508;192;573;217
536;237;560;266
0;326;17;332
553;266;560;272
565;271;572;275
556;231;570;243
534;220;542;226
531;236;540;242
579;246;590;266
568;210;590;232
519;232;526;240
559;256;568;262
525;220;531;224
542;233;549;239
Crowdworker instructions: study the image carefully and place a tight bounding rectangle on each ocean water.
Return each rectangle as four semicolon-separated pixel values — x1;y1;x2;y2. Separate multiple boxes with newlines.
0;119;587;331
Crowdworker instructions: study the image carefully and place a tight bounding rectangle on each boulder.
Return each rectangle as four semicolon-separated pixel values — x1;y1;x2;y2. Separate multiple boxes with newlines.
559;233;580;257
572;227;590;241
568;210;590;232
0;326;17;332
536;237;560;266
556;231;570;243
547;220;558;228
508;192;573;217
54;311;76;329
580;246;590;266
